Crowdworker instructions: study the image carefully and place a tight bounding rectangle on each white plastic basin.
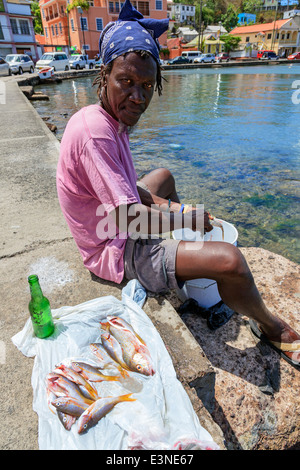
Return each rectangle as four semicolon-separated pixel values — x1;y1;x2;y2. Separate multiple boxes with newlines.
172;219;238;308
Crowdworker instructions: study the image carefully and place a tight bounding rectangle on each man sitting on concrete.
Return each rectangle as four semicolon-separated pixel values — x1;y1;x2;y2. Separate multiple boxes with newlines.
56;0;300;368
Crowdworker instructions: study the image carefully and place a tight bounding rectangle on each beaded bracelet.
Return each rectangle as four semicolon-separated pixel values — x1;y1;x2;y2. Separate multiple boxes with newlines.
166;199;171;212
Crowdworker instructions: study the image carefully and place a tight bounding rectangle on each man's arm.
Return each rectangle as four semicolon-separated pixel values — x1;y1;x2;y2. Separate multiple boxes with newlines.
111;203;183;235
111;202;212;236
137;185;182;213
135;185;214;233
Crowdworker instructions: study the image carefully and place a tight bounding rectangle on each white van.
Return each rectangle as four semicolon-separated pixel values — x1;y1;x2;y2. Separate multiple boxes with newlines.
35;52;70;72
181;51;202;63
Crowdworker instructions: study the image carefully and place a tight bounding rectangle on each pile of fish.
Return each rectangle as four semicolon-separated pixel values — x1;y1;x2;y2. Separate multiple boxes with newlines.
45;315;155;434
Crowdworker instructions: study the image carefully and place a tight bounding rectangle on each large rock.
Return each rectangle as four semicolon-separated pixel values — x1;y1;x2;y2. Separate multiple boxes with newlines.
168;247;300;450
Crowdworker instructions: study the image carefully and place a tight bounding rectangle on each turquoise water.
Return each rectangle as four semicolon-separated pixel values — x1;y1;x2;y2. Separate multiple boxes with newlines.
33;64;300;263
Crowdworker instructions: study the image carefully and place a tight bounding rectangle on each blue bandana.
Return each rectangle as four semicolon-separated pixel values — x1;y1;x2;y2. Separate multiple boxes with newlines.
99;0;169;65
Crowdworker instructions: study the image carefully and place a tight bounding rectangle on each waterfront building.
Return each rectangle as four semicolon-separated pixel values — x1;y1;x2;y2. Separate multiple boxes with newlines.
166;23;228;58
202;24;227;37
0;0;38;59
168;2;195;24
39;0;168;58
176;26;198;42
230;18;300;56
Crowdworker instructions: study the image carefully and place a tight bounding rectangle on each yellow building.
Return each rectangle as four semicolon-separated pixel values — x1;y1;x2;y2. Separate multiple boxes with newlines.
230;18;300;56
184;34;225;54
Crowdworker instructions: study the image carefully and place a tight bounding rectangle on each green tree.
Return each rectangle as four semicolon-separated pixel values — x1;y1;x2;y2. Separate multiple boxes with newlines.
209;0;227;22
221;3;239;32
220;34;241;52
195;3;215;28
202;6;215;26
195;0;227;28
66;0;90;13
31;1;43;35
240;0;263;13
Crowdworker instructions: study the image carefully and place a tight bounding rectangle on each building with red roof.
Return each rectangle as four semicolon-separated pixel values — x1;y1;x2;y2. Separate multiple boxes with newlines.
230;18;300;56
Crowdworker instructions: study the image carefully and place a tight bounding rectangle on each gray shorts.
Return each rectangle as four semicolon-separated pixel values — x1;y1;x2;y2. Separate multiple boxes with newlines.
123;236;181;294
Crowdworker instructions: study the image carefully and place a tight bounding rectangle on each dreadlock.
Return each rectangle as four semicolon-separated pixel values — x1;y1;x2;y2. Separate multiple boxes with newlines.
92;50;165;103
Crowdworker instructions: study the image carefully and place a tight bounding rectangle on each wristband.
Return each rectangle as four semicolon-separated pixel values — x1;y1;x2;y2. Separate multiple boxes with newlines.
183;204;190;214
166;199;171;212
179;204;185;213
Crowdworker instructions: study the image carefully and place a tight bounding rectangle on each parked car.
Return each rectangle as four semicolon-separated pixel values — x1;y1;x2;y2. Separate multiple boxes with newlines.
261;51;279;60
194;53;215;63
69;54;95;70
181;51;203;63
5;54;34;75
94;58;103;68
0;57;11;76
215;52;230;62
167;56;190;65
288;51;300;60
257;50;275;59
35;52;70;72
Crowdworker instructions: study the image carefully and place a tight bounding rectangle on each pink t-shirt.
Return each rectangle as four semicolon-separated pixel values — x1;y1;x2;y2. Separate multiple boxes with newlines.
56;104;140;283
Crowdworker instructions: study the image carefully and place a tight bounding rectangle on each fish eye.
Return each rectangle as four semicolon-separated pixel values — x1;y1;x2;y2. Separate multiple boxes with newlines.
83;424;88;429
136;364;142;370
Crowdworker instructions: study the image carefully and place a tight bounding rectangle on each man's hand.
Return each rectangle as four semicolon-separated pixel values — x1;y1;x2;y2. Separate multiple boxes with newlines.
183;206;214;233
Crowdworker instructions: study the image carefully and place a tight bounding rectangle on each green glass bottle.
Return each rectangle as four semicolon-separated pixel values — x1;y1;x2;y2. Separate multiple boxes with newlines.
28;275;55;338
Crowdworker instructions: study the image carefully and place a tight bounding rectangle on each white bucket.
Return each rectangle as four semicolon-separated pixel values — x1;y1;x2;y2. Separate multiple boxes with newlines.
172;219;238;308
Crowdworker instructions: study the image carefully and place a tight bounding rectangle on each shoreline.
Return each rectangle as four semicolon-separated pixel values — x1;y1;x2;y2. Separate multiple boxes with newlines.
3;56;299;88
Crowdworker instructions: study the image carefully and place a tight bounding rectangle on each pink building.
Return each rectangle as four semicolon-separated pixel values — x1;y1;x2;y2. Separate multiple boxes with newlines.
0;0;38;59
39;0;168;58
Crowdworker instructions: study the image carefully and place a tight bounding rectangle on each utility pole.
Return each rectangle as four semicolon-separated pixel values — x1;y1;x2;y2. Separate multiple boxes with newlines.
271;0;281;52
197;0;203;51
77;6;87;65
66;8;71;54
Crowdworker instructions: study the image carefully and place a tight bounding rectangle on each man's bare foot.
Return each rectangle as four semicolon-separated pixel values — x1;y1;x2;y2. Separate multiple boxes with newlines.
252;317;300;367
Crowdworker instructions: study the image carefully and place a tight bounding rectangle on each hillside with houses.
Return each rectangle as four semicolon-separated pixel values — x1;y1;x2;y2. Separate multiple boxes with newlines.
166;0;300;59
0;0;299;62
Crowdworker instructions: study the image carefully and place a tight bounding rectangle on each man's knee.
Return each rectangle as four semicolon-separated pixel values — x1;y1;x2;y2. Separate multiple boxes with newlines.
220;245;252;280
143;167;176;198
155;167;175;185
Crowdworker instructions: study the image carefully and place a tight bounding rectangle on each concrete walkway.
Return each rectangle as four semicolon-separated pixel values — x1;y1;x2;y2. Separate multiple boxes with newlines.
0;78;225;449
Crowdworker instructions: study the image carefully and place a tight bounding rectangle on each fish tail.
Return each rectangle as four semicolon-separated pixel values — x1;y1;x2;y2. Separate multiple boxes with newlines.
119;393;136;403
104;375;120;382
100;321;110;331
89;374;119;383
